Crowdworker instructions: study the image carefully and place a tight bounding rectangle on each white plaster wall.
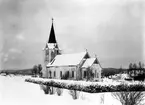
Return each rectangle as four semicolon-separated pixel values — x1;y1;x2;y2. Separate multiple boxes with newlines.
47;66;77;79
91;64;102;81
42;50;49;78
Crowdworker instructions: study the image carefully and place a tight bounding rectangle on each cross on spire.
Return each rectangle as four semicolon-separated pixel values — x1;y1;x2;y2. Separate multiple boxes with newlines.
52;18;54;23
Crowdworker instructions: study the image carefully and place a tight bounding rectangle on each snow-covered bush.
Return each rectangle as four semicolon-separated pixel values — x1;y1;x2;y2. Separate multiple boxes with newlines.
40;85;55;95
56;88;63;96
69;90;80;100
40;85;51;94
26;77;145;93
80;92;86;100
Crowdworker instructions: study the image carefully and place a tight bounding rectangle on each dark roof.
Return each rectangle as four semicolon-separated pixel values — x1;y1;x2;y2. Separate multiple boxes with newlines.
48;22;57;43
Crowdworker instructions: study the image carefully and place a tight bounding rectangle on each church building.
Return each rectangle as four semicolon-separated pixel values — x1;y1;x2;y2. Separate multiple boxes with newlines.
42;19;102;81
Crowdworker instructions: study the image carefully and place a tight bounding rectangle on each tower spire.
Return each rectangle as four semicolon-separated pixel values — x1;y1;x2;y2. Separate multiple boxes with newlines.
48;18;57;43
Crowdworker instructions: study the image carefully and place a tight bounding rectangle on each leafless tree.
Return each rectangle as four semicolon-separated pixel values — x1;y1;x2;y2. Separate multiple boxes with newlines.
32;65;38;77
112;92;145;105
38;64;42;77
69;90;80;100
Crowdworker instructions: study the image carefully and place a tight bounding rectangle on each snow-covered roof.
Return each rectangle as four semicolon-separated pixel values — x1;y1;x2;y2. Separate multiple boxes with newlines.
82;58;96;68
47;51;89;67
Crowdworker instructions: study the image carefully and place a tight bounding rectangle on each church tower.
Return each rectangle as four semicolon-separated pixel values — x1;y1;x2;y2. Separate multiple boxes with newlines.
43;18;61;76
45;18;61;64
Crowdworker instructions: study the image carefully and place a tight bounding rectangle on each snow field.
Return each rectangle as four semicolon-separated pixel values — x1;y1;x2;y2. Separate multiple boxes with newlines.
0;75;121;105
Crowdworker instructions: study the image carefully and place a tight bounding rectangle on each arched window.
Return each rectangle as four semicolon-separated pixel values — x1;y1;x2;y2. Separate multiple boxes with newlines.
84;71;86;78
67;71;69;77
49;71;52;78
95;70;97;78
60;71;62;78
54;71;56;77
72;71;74;78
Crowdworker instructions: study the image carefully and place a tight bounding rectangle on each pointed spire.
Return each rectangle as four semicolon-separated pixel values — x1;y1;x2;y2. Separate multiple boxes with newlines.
48;18;57;43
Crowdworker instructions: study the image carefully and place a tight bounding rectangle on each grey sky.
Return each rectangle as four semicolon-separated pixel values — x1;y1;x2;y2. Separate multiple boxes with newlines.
0;0;144;69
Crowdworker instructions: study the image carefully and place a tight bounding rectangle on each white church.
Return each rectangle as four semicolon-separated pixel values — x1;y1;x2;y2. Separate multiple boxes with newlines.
42;19;102;81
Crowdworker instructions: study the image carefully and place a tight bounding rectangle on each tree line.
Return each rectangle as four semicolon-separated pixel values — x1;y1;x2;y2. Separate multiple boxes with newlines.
101;62;145;78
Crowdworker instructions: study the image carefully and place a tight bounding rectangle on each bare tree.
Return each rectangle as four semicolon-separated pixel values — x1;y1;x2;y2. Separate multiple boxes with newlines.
38;64;42;77
139;62;142;69
133;63;138;76
138;62;144;74
129;63;133;69
69;90;80;100
112;92;145;105
32;65;38;77
56;88;63;96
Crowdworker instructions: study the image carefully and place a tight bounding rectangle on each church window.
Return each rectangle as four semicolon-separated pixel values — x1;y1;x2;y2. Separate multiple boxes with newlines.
72;71;74;78
49;71;52;78
60;71;62;78
95;70;97;78
84;71;86;78
54;71;56;77
95;71;98;78
67;71;69;77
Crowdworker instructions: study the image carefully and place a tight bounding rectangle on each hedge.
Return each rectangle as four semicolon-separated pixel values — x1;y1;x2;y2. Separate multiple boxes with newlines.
25;77;145;93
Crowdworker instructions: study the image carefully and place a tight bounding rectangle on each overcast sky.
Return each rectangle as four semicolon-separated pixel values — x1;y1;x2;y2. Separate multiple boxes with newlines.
0;0;144;69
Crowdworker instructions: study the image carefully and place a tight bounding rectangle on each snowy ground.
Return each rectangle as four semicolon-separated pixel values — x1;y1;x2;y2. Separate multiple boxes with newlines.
0;75;121;105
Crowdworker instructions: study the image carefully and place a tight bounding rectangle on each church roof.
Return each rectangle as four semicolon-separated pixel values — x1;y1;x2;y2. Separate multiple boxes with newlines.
82;58;98;68
48;19;57;43
47;51;89;67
